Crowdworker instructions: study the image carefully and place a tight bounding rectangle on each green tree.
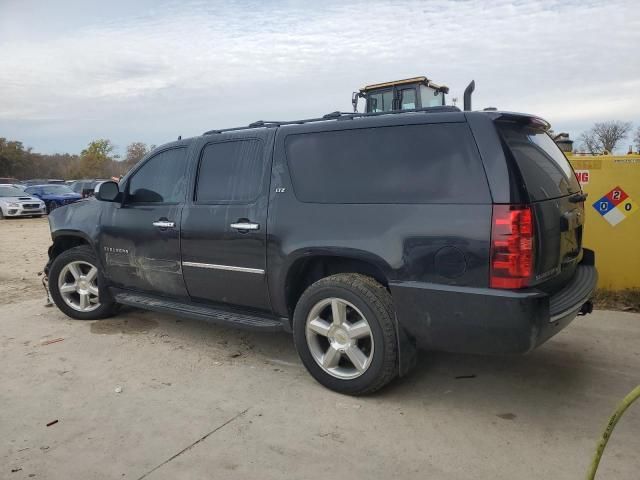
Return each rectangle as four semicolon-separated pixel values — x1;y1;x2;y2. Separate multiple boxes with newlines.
0;138;33;178
70;139;116;178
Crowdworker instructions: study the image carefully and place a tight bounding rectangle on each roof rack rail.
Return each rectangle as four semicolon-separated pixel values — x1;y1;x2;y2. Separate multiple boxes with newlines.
203;105;460;135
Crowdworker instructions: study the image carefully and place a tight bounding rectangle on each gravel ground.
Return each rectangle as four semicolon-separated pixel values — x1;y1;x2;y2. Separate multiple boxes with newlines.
1;217;639;479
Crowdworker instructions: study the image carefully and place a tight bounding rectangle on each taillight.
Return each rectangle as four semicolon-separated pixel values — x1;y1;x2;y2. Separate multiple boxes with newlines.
490;205;534;289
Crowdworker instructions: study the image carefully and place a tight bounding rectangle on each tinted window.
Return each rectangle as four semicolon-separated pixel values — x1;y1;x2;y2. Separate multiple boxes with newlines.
195;139;264;203
128;148;188;203
286;123;489;204
498;125;580;201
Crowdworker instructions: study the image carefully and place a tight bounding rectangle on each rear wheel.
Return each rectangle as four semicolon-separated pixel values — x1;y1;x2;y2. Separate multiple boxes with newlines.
293;274;398;395
48;245;117;320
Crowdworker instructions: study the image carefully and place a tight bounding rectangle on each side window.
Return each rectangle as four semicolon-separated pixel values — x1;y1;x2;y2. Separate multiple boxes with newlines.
420;85;444;107
400;88;416;109
128;148;188;203
285;124;490;204
195;139;264;203
367;90;393;112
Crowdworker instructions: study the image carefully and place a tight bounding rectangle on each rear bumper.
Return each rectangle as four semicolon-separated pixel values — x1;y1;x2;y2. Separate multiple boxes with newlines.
390;250;598;354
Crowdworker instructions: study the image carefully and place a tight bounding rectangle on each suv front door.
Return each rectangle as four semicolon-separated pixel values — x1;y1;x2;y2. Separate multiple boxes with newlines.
180;132;273;312
99;145;191;298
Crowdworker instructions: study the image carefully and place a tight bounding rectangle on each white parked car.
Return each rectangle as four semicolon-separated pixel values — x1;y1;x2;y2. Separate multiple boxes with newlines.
0;184;47;219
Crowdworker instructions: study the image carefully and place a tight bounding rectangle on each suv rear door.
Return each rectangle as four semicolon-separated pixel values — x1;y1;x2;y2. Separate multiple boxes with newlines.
496;121;584;292
180;130;274;312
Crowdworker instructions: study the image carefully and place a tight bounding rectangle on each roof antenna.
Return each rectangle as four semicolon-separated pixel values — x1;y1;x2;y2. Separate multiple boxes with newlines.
178;135;182;140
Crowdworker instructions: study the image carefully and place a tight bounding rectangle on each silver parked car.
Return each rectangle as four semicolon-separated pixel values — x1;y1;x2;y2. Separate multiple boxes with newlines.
0;184;46;219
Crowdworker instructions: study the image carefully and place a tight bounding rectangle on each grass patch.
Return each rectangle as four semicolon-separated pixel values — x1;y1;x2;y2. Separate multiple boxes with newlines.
592;289;640;312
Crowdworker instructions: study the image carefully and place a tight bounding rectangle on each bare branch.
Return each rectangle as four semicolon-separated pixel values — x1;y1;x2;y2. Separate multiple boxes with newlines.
578;121;632;154
578;130;601;155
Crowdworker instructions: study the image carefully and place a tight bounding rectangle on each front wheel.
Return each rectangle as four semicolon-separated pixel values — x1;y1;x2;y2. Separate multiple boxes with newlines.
48;245;117;320
293;274;398;395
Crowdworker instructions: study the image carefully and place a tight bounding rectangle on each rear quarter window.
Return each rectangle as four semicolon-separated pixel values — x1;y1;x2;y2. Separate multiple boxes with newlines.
285;123;490;204
497;125;580;201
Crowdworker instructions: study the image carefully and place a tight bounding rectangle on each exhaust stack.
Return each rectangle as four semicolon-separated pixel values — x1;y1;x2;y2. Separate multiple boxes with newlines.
463;80;475;111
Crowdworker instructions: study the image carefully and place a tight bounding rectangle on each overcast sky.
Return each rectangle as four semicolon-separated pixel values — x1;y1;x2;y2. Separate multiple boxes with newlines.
1;0;639;155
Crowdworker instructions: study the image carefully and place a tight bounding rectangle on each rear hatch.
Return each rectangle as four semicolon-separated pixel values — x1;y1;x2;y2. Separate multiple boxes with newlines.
496;120;584;294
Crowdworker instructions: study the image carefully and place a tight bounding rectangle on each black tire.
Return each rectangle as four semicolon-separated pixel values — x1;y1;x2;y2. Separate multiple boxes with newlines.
32;215;43;218
48;245;117;320
293;273;398;395
0;208;4;219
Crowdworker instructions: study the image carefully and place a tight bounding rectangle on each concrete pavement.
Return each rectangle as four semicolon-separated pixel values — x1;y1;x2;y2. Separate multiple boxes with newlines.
1;299;638;479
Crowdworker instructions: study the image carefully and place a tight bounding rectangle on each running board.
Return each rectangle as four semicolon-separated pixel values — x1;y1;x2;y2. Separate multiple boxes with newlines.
112;290;287;332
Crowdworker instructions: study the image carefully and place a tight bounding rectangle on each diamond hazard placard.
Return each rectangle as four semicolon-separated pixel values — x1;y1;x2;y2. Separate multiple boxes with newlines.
593;186;636;226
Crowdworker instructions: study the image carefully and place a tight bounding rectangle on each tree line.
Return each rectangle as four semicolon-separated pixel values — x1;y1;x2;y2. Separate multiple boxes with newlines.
0;138;153;180
2;120;640;181
578;121;640;155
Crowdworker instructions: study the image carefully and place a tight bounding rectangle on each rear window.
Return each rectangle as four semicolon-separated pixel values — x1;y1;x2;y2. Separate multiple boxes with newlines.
498;125;580;201
285;123;490;204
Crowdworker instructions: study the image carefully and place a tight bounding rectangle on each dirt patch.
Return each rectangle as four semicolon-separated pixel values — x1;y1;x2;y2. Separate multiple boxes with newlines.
0;217;50;305
593;289;640;313
90;316;158;335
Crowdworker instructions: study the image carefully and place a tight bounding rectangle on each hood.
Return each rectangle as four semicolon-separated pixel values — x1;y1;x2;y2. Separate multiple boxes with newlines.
0;195;42;203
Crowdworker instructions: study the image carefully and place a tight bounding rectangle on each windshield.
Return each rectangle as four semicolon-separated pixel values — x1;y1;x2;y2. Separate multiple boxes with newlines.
498;124;580;201
0;186;26;197
38;185;75;195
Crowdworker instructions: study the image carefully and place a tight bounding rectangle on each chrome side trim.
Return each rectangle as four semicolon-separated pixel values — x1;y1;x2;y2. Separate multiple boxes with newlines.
182;261;265;275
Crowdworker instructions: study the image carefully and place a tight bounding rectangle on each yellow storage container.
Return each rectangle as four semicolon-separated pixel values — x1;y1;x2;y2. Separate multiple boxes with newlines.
568;155;640;290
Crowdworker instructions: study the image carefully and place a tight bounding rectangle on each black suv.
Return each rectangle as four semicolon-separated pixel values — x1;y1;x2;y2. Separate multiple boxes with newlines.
45;107;597;395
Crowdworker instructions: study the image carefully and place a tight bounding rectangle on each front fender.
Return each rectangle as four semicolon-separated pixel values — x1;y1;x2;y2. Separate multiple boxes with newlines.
47;200;106;268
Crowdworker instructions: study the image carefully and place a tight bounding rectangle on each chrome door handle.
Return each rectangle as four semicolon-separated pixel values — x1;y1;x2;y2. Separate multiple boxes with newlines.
152;221;175;228
230;222;260;231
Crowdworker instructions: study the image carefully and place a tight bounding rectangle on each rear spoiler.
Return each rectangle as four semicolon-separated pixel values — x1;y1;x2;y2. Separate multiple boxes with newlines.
483;111;551;131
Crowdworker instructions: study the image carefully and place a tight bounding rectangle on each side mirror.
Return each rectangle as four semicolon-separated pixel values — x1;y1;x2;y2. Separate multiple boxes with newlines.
95;181;120;202
351;92;359;112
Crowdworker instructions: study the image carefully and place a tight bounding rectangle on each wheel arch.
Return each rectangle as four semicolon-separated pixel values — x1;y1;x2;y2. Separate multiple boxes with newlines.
47;231;99;272
283;253;390;319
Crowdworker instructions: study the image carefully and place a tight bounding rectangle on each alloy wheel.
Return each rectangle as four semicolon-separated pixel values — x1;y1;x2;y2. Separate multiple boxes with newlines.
57;260;101;312
305;297;374;380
